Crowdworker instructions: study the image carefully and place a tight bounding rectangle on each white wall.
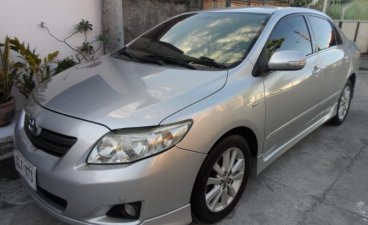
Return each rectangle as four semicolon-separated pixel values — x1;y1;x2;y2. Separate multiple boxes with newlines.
355;22;368;53
339;21;368;53
0;0;103;59
0;0;103;110
334;21;368;53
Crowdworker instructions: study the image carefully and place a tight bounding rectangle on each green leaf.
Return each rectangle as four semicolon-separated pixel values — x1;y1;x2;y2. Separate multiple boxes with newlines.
75;19;93;33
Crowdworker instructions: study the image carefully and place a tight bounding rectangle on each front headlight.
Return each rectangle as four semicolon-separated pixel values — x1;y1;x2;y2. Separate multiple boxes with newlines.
87;120;192;164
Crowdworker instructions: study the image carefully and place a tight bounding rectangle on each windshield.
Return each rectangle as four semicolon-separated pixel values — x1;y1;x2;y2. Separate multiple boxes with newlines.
113;12;269;70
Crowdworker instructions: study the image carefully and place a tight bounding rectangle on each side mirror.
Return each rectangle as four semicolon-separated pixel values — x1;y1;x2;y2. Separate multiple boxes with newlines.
268;50;306;71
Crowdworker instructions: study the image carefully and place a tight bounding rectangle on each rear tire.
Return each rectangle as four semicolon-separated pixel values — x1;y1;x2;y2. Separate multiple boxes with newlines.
329;80;353;126
191;135;250;224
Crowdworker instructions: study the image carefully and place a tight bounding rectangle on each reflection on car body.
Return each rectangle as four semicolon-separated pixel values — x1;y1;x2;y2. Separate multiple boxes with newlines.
14;7;360;225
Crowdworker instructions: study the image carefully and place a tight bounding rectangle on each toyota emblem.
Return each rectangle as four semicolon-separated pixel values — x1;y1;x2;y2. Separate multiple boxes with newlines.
28;118;39;135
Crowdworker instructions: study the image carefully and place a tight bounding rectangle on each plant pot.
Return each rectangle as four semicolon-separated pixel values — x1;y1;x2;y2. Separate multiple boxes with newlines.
0;96;16;127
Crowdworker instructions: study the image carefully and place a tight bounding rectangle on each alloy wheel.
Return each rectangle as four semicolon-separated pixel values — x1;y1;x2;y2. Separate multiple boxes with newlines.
338;85;351;120
205;147;245;212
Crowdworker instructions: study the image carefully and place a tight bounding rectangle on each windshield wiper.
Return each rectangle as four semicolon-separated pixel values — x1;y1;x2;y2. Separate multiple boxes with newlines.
118;50;165;66
115;49;224;70
190;56;227;69
146;55;197;70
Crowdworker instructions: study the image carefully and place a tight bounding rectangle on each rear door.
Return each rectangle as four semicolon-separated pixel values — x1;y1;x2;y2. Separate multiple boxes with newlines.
260;14;322;155
307;15;350;112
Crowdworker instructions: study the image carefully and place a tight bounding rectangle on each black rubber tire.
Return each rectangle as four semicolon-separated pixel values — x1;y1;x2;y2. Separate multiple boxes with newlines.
329;80;353;126
191;135;250;224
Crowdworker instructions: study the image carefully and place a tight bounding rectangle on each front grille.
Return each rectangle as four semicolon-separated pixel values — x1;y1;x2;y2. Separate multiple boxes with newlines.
37;186;68;211
24;116;77;157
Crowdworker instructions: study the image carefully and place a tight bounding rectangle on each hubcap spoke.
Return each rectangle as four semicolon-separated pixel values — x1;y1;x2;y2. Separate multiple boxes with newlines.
344;90;350;99
227;184;237;197
213;162;225;177
230;171;244;181
210;188;223;210
207;177;222;185
231;159;244;173
222;150;231;172
229;150;238;172
221;188;229;207
206;185;221;203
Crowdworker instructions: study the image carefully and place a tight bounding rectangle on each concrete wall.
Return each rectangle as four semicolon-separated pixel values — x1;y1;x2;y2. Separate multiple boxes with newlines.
0;0;103;111
336;21;368;53
102;0;125;53
122;0;202;44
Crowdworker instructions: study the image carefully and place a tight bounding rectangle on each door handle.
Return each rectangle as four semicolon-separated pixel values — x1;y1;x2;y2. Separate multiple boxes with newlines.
312;66;321;77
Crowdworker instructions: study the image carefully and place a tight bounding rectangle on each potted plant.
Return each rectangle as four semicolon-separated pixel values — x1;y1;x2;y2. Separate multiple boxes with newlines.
9;38;58;98
0;37;18;127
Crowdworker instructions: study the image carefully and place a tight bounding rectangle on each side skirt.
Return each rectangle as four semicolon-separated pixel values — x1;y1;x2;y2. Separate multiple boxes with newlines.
255;103;337;175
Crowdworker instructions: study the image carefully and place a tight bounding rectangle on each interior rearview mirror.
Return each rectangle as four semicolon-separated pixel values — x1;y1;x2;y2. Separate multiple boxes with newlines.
268;50;306;71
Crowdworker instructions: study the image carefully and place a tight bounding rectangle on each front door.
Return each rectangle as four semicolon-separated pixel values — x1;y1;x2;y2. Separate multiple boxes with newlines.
260;14;322;156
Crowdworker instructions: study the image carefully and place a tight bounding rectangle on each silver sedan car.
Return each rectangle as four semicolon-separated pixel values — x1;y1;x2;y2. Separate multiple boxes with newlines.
14;7;359;225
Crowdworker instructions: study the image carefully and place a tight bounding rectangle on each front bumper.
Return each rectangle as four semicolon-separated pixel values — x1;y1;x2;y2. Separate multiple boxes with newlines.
22;180;192;225
14;109;206;225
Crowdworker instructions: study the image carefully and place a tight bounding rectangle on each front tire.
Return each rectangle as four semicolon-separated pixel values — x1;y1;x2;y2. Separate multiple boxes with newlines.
329;80;353;125
191;135;250;224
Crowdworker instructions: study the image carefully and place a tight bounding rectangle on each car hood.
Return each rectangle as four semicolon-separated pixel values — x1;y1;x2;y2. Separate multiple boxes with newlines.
32;55;227;130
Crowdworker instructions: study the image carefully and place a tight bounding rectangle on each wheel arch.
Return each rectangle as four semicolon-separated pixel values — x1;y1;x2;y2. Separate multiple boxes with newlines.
210;126;259;159
190;126;257;223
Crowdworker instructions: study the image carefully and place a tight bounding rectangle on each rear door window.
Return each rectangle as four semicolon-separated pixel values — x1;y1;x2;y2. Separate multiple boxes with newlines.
308;16;337;51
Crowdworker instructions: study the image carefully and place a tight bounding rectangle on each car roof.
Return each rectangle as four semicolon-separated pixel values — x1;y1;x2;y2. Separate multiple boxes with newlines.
206;6;326;17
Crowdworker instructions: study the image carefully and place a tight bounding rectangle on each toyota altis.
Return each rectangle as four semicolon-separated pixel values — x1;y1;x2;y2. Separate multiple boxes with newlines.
14;7;359;225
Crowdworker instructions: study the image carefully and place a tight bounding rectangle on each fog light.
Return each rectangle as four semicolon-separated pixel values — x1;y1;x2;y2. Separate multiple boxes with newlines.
124;203;137;217
106;202;141;220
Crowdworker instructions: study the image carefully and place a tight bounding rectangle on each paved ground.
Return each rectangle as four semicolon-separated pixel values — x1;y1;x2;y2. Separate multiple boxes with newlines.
200;72;368;225
1;72;368;225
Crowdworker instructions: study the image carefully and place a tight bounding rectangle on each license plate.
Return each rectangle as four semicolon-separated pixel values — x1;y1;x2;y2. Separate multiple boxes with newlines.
14;150;37;191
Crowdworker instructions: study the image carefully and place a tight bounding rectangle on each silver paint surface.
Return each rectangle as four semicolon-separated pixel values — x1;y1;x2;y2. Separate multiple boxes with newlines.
32;56;227;129
14;7;360;225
